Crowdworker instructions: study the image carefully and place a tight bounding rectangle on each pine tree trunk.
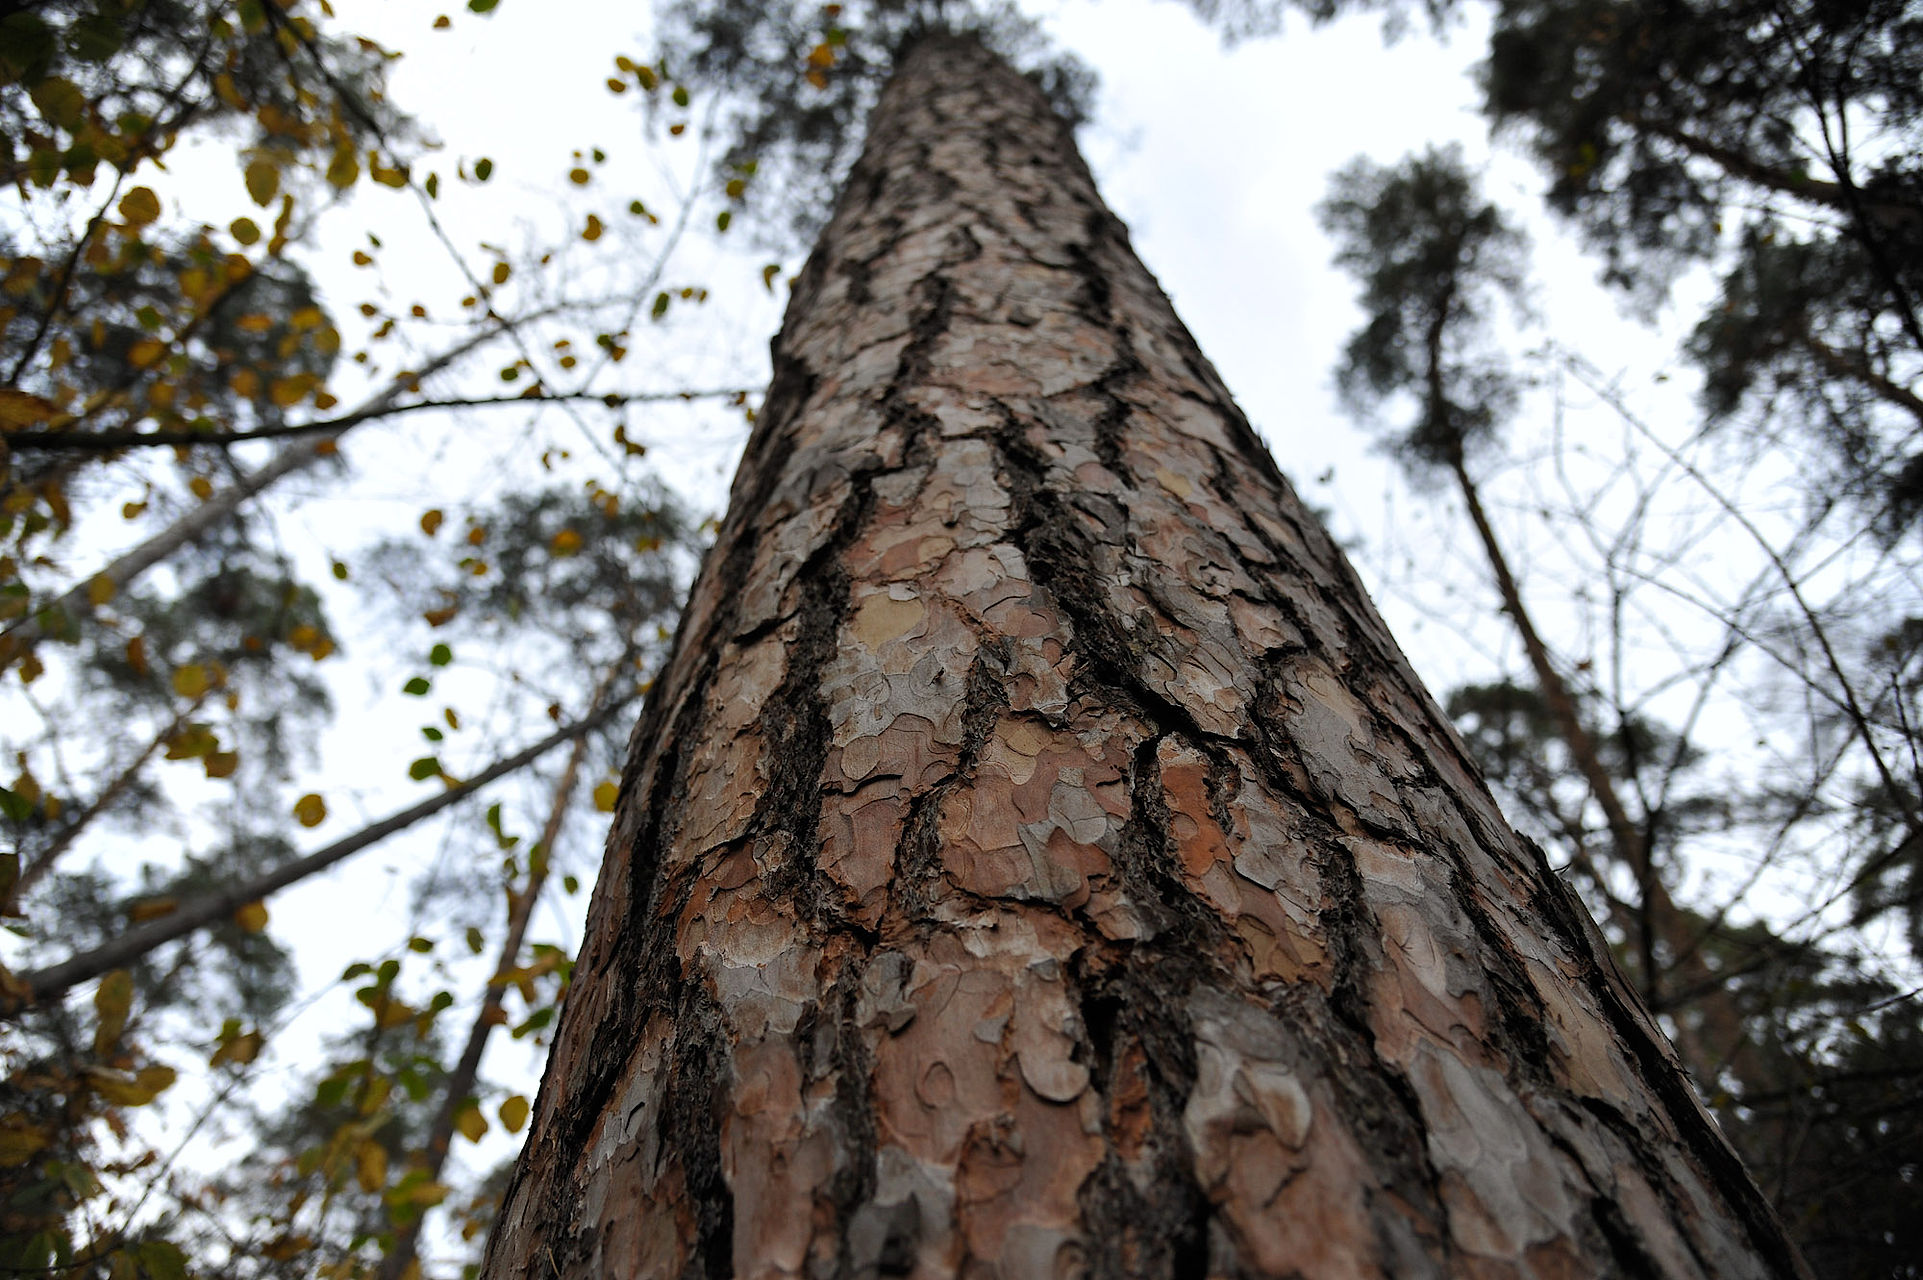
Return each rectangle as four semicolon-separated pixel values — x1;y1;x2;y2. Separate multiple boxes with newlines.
479;34;1806;1280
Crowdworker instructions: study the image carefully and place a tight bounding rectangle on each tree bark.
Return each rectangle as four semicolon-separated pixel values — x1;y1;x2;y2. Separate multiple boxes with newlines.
480;34;1806;1280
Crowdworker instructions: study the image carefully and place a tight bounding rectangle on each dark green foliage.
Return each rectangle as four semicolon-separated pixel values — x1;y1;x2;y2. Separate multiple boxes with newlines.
1179;0;1457;42
1317;146;1527;471
1696;929;1923;1280
1689;225;1923;537
651;0;1095;240
1477;0;1923;533
1479;0;1923;297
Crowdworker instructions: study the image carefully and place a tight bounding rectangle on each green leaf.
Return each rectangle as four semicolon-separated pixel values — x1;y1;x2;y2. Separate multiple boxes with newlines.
473;157;494;182
428;643;452;667
402;676;431;696
511;1007;555;1039
0;785;31;822
650;291;670;321
67;12;127;62
422;726;444;742
29;76;86;130
0;14;58;84
407;757;442;781
134;1241;188;1280
467;0;501;11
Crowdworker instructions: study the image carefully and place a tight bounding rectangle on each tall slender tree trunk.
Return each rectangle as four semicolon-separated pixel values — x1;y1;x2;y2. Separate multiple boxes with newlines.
481;34;1806;1280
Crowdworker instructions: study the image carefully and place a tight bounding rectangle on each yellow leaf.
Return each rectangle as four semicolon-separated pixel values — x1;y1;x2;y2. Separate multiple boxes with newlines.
233;901;269;932
172;664;209;698
498;1094;530;1134
230;217;261;246
568;167;590;185
290;306;324;331
229;367;261;397
87;573;116;606
805;68;828;90
420;508;445;537
210;1027;263;1067
453;1103;487;1143
128;338;165;368
491;262;510;285
129;897;177;923
118;186;162;225
126;635;149;676
189;476;214;501
83;1063;177;1107
235;312;275;333
0;1126;50;1167
94;969;134;1055
204;751;239;778
808;43;836;68
593;781;618;812
0;388;60;428
327;148;360;189
549;528;583;556
355;1140;387;1192
293;793;327;828
245;159;280;206
582;214;603;242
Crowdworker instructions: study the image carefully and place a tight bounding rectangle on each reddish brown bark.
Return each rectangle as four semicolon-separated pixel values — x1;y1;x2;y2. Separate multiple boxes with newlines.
479;34;1807;1280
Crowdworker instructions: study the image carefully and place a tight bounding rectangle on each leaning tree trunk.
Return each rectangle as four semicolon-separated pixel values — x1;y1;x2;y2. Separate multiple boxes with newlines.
480;34;1806;1280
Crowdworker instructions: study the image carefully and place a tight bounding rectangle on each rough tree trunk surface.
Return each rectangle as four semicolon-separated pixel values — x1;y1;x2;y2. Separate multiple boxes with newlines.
481;35;1804;1280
